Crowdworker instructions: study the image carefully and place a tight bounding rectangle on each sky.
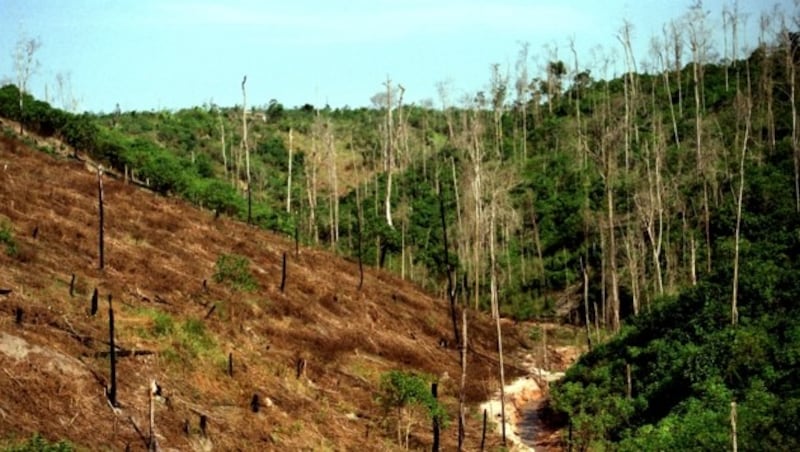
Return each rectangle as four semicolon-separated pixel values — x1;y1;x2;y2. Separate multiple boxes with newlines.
0;0;792;113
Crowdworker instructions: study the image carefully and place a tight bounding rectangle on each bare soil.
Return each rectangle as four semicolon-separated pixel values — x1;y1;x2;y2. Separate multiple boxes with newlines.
0;132;533;450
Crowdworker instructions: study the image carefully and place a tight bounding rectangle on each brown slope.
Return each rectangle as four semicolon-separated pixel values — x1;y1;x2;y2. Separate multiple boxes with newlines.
0;133;529;451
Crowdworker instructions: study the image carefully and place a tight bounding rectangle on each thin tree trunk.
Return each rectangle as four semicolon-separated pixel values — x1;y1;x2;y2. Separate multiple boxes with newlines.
241;76;251;224
439;176;460;346
732;65;753;327
98;167;105;270
287;128;293;213
731;401;738;452
384;77;395;228
458;308;468;451
218;109;227;180
490;200;507;446
581;258;592;351
108;295;117;407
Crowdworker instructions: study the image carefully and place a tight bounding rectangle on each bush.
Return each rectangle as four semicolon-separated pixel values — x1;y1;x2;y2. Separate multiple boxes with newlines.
180;318;215;357
3;433;75;451
213;254;257;291
377;370;448;447
184;179;242;216
0;221;17;257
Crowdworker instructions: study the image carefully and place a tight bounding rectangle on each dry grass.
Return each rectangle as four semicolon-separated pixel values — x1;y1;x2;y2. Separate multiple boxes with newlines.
0;133;530;450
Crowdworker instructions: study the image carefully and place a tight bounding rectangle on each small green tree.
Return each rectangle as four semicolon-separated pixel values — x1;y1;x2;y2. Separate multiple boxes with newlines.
378;370;448;448
213;254;257;291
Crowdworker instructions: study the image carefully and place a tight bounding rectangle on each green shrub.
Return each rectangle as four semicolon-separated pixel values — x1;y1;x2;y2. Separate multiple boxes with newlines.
377;370;449;446
0;222;17;257
180;318;215;358
152;311;175;337
213;254;257;291
2;433;75;451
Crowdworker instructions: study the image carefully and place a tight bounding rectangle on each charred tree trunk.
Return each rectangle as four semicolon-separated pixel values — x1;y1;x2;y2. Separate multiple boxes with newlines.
431;382;440;452
108;295;118;407
280;252;287;293
91;288;98;316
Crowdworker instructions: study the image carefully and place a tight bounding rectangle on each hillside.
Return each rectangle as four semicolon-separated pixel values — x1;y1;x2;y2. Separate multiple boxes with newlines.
0;131;536;451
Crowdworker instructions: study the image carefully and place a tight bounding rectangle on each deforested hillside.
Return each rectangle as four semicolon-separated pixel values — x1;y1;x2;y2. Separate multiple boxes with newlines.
0;131;534;450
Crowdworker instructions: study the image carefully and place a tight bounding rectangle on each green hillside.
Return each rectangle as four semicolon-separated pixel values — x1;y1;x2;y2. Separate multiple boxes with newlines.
3;5;800;448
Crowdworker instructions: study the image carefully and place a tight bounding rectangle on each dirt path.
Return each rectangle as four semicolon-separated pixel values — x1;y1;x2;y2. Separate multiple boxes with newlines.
480;346;580;451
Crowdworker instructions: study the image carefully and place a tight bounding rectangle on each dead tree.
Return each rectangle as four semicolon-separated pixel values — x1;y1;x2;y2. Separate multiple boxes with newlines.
98;166;105;270
480;408;487;451
280;252;287;293
431;382;440;452
438;175;460;346
287;128;294;213
457;308;468;451
241;76;252;224
13;35;41;135
108;295;118;407
91;288;98;316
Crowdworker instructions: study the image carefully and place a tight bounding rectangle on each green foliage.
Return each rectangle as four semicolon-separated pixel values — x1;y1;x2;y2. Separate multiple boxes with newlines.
0;222;17;257
213;254;257;292
378;370;449;427
179;318;216;358
2;433;75;452
183;178;242;216
152;311;175;337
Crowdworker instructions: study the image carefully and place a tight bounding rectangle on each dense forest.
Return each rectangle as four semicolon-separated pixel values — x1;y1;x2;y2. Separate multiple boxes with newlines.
3;2;800;449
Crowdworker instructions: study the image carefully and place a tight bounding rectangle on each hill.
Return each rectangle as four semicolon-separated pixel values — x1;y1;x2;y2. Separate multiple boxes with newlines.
0;131;535;450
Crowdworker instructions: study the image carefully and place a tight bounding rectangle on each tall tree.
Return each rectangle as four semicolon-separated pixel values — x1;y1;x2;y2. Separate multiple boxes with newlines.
515;42;530;162
732;60;753;326
686;2;713;274
13;35;41;135
287;128;294;213
383;77;396;228
241;75;252;224
782;21;800;211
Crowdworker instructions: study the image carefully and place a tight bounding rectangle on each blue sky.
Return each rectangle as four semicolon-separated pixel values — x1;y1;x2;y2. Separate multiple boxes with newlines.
0;0;789;113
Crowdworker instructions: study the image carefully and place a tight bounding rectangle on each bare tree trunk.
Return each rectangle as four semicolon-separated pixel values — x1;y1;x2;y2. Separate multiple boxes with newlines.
384;77;395;228
581;258;592;351
306;112;322;243
670;21;684;117
624;228;640;316
606;157;620;331
149;380;158;451
98;167;105;270
108;295;117;407
217;108;228;180
241;76;251;224
326;120;339;247
458;308;468;451
287;128;293;213
782;26;800;212
731;401;738;452
439;175;460;347
732;63;753;327
516;42;530;162
490;199;507;446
